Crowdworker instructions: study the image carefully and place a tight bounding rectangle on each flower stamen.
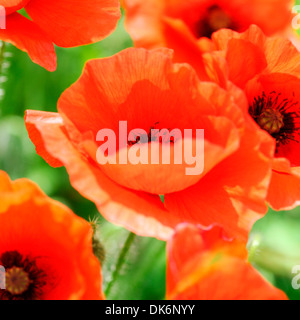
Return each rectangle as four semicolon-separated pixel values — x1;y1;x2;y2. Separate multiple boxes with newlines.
249;91;300;151
257;108;284;134
6;267;31;296
128;122;175;146
0;251;47;300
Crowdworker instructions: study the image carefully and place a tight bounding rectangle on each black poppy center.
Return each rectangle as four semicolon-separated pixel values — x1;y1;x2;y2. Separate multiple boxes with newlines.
196;5;236;38
249;91;300;151
0;251;47;300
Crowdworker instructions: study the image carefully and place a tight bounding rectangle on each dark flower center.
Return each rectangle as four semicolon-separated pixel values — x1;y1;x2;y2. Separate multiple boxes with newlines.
5;267;31;295
0;251;47;300
196;5;236;38
128;122;175;146
249;91;300;151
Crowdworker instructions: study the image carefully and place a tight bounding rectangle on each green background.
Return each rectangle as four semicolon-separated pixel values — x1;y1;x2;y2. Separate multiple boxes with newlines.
1;4;300;300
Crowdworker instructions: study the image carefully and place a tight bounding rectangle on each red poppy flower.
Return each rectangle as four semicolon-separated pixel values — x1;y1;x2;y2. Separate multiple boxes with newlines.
166;224;288;300
0;0;121;71
25;48;274;241
123;0;294;65
205;25;300;211
0;170;103;300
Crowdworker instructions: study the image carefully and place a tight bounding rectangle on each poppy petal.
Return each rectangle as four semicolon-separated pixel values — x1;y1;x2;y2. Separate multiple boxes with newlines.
98;117;239;195
123;0;165;48
56;48;241;195
161;17;209;80
25;111;178;240
25;110;63;168
2;0;30;14
25;0;121;47
0;171;103;300
124;0;294;55
226;38;267;88
167;224;288;300
267;158;300;210
26;47;277;240
0;13;56;71
165;127;274;241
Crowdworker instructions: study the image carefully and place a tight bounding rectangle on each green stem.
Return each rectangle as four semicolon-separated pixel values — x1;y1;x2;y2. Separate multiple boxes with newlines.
105;232;136;297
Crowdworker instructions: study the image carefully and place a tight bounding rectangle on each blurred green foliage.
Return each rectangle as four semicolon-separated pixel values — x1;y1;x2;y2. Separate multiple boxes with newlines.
1;6;300;300
250;209;300;300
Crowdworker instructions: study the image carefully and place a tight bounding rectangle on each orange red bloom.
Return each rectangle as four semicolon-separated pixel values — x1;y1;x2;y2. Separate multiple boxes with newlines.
166;224;288;300
206;25;300;211
25;48;274;241
0;0;121;71
123;0;294;63
0;170;103;300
